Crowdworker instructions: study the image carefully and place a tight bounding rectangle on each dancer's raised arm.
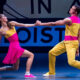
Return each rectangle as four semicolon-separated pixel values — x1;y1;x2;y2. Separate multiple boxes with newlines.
36;18;72;26
9;21;36;27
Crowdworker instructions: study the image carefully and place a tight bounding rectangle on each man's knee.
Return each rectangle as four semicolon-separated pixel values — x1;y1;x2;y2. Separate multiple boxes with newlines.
49;50;56;56
68;60;80;69
68;60;75;67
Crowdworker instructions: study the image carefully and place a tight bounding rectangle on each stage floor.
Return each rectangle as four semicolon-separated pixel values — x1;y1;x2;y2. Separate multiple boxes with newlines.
0;53;80;80
0;67;80;80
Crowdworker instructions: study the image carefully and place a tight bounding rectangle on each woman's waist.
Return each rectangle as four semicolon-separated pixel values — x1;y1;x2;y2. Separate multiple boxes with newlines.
7;37;19;42
9;41;20;47
9;40;19;42
7;34;19;42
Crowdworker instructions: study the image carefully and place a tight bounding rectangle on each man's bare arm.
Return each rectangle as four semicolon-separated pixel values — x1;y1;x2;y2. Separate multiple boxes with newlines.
36;18;72;26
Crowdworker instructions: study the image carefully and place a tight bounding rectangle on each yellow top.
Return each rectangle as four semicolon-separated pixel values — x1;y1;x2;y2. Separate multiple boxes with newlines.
5;27;16;39
65;23;80;37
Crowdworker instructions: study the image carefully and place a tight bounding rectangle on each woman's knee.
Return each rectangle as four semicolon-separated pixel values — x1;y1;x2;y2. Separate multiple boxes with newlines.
31;53;34;58
28;52;34;58
23;50;34;58
12;66;19;70
14;66;19;70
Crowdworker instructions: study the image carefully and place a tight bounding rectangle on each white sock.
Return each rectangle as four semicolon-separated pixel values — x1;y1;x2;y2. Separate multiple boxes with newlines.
25;72;30;75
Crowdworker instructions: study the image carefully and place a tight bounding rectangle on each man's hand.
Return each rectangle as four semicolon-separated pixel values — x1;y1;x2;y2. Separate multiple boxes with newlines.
76;48;79;56
35;20;42;26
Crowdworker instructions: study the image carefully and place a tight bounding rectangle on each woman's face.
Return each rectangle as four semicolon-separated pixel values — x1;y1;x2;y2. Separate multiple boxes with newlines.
0;14;8;22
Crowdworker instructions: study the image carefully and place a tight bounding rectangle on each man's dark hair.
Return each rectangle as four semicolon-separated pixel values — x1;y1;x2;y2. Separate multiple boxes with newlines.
75;5;80;15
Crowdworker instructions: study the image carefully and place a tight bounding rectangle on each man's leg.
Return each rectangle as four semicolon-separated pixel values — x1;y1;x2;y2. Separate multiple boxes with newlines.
43;41;66;76
66;43;80;69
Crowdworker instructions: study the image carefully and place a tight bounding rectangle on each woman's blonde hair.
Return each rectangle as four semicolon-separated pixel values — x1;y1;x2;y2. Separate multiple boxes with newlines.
0;14;13;29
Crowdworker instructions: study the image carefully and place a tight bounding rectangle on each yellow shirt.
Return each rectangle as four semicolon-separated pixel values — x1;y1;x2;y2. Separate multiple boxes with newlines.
5;27;16;39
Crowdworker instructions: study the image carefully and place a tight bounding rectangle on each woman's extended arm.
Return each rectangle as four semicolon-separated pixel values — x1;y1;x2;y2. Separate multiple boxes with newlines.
9;21;36;27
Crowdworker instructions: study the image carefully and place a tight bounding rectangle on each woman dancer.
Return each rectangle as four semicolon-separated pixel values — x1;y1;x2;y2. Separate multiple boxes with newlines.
0;14;36;78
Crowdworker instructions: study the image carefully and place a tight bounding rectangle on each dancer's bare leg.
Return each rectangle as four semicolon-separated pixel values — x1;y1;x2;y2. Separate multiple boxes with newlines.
21;50;34;72
0;59;20;71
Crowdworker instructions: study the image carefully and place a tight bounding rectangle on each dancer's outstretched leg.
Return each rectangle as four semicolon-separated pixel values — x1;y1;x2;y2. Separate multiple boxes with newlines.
0;59;20;71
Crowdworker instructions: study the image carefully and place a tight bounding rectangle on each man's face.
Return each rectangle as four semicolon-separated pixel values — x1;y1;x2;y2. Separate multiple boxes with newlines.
69;6;77;15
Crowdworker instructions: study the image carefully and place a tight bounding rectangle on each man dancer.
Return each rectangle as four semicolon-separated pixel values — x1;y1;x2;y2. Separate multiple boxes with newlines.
36;5;80;76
